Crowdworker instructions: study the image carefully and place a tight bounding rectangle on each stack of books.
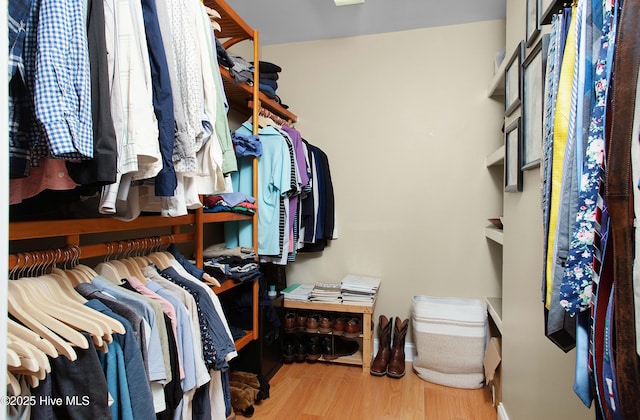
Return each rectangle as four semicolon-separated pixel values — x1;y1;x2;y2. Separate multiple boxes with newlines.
281;283;313;302
340;274;381;304
309;282;342;303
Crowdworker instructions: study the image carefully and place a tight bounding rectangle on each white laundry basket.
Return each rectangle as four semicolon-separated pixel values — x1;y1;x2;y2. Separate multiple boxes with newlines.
411;295;487;389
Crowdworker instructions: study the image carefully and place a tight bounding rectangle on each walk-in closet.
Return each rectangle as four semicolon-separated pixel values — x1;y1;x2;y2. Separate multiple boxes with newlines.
4;0;640;419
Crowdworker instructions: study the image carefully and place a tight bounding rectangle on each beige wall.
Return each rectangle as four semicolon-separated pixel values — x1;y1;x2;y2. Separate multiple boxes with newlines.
263;21;504;336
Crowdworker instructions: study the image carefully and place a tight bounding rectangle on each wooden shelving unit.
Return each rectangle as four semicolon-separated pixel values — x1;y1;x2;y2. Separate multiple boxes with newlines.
283;297;377;372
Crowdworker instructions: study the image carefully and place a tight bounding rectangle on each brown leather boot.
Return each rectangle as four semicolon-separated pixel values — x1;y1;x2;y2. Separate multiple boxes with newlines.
387;317;408;378
370;315;391;376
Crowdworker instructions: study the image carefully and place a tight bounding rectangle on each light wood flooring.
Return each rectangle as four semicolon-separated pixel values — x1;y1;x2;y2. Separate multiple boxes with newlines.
247;361;497;420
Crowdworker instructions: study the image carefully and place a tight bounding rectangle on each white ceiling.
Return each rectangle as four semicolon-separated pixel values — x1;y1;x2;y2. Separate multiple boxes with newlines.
226;0;506;45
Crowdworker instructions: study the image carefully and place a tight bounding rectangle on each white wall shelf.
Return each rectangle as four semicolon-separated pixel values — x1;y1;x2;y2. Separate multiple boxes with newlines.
486;58;507;98
486;297;503;334
486;145;505;167
485;226;504;245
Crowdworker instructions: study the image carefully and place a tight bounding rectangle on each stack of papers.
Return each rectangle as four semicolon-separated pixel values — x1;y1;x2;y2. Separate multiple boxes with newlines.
309;282;342;303
340;274;380;304
282;284;313;302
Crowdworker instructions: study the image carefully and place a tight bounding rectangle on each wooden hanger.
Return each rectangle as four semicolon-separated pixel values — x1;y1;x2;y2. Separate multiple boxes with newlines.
258;114;279;128
51;268;89;302
203;273;221;287
122;258;150;284
64;267;90;285
6;372;21;397
8;334;51;377
204;5;221;19
46;271;126;335
8;280;87;357
147;251;172;270
19;277;109;348
6;347;21;368
74;264;100;280
109;259;132;278
95;261;125;285
7;336;40;373
7;332;51;372
8;318;58;358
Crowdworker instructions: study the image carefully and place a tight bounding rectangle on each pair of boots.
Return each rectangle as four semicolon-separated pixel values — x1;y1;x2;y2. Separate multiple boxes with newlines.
370;315;409;378
228;370;270;417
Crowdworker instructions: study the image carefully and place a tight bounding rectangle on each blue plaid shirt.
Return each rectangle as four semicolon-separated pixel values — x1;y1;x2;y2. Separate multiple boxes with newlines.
8;0;31;79
33;0;94;160
8;0;37;178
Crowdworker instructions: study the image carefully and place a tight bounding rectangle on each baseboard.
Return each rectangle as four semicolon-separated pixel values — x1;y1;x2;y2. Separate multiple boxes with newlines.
497;403;509;420
373;339;415;362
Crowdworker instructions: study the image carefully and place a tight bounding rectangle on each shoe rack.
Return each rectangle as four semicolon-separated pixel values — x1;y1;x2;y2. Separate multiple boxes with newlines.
282;298;377;372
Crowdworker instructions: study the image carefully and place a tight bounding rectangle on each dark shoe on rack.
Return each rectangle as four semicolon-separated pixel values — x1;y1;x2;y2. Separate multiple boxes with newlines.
283;338;295;364
306;336;322;362
284;312;296;333
318;315;334;333
321;336;336;360
295;313;307;332
305;313;321;333
322;336;359;361
344;317;363;338
332;316;350;336
387;317;409;379
370;315;391;376
295;337;307;363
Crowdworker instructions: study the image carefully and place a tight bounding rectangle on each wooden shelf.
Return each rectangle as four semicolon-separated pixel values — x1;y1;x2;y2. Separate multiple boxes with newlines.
322;349;364;367
485;227;504;245
283;297;376;314
486;297;503;334
9;214;195;241
219;67;297;123
204;0;254;48
486;145;505;167
283;296;376;371
201;211;253;224
234;332;255;352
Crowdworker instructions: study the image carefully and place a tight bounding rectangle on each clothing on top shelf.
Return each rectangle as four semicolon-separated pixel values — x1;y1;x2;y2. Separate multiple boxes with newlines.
8;0;236;219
